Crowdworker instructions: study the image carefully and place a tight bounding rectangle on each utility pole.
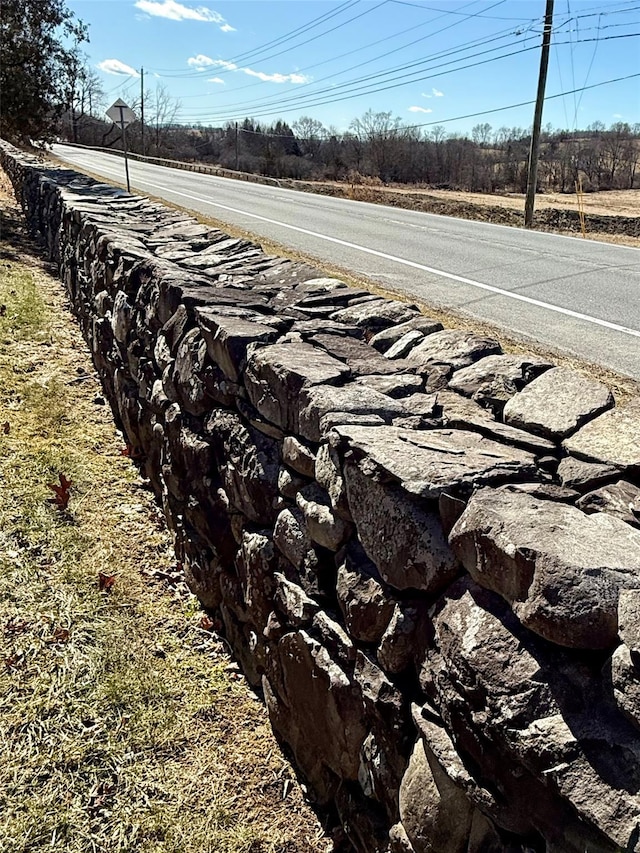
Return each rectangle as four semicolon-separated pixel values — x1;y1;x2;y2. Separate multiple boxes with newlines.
235;121;239;171
524;0;554;228
140;67;145;157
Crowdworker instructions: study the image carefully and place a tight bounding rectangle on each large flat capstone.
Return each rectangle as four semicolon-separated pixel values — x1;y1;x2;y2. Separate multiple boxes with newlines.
245;341;351;432
563;398;640;472
449;487;640;648
333;425;537;499
503;367;614;440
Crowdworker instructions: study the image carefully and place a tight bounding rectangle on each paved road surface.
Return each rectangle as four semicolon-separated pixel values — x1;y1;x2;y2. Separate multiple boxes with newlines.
52;144;640;379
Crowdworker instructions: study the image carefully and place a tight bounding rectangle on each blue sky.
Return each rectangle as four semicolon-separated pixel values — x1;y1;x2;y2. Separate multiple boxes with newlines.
69;0;640;134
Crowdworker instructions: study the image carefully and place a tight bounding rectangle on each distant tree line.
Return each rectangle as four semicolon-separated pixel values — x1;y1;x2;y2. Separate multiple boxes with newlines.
69;109;639;195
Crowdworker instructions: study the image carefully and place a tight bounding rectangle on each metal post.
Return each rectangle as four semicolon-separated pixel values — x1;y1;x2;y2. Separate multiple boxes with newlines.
140;67;145;156
524;0;554;228
235;121;239;171
120;108;131;192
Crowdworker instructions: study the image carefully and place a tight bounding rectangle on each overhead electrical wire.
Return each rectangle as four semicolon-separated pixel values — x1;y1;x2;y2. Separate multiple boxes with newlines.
177;1;518;114
146;1;638;82
152;1;385;80
117;0;638;135
148;9;638;124
176;31;556;121
150;0;511;81
175;29;640;123
388;0;543;20
176;40;542;121
151;0;360;74
575;13;603;118
172;0;523;102
222;0;362;67
215;72;640;138
405;72;640;131
177;20;536;119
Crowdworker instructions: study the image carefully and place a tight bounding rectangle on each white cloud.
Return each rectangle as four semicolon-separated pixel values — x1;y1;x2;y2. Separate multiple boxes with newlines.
432;88;444;97
186;55;309;83
207;77;225;84
187;54;222;69
134;0;233;31
409;106;433;114
613;113;623;118
244;68;309;83
209;58;238;71
98;59;140;77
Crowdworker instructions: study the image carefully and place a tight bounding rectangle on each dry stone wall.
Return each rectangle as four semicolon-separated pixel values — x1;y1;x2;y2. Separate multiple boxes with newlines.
3;140;640;853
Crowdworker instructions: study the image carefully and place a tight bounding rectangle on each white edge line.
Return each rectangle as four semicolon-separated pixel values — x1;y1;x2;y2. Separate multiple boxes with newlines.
58;151;640;340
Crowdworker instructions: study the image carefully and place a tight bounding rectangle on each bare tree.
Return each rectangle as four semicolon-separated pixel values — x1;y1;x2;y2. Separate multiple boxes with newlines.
61;51;105;143
349;110;405;181
472;123;492;147
292;116;326;160
127;83;181;156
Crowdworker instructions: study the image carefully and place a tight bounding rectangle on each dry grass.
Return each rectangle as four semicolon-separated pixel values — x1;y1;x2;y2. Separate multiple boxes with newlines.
338;183;640;218
0;176;332;853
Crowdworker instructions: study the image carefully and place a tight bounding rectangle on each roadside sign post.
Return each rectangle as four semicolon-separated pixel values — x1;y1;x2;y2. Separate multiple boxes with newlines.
106;99;137;192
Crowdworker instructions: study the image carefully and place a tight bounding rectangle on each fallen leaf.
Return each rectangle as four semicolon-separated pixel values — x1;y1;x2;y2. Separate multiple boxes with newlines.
2;421;9;434
199;615;215;631
47;473;73;510
4;618;30;636
120;444;144;460
98;572;117;592
4;653;23;670
45;626;70;644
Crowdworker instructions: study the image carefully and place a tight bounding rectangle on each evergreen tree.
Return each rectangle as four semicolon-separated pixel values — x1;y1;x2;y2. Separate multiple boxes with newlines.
1;0;87;143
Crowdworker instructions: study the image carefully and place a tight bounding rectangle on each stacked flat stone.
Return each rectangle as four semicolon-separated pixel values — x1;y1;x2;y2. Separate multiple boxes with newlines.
3;139;640;853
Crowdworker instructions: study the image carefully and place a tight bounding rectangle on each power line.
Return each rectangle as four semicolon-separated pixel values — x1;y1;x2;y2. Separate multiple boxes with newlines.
151;1;384;80
149;0;527;85
179;1;518;115
178;26;537;120
388;0;543;20
175;31;640;124
408;71;640;131
169;0;639;121
224;0;391;76
576;14;603;117
151;0;360;74
225;0;362;67
176;72;640;136
173;0;524;103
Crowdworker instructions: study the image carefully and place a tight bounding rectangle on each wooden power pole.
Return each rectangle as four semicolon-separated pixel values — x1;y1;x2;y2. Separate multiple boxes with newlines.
524;0;554;228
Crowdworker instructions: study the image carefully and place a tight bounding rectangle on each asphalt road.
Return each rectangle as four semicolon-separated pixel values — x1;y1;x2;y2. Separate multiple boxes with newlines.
52;144;640;379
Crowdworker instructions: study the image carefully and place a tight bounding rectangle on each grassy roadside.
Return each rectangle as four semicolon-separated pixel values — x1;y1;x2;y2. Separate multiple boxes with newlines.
0;179;331;852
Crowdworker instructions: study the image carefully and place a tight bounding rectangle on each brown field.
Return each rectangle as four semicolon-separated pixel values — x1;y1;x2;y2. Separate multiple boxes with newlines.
402;187;640;218
294;180;640;248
